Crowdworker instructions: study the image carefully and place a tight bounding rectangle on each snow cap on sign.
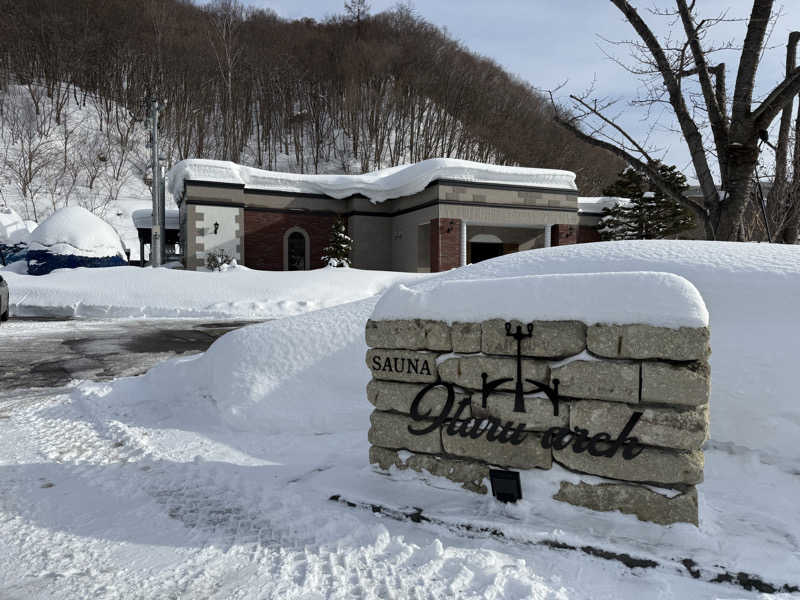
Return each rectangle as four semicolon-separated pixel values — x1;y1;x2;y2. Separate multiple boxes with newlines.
166;157;577;204
372;271;709;328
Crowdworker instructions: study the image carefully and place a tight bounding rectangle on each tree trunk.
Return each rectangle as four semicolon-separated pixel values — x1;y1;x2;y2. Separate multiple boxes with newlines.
715;143;759;240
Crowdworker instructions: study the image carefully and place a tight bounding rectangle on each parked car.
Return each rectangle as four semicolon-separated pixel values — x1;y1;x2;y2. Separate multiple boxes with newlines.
0;275;8;323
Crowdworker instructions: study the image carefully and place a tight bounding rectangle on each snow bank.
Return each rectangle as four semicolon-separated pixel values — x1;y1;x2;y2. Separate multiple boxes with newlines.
0;206;30;245
167;157;577;204
2;264;426;319
373;271;708;328
28;206;125;258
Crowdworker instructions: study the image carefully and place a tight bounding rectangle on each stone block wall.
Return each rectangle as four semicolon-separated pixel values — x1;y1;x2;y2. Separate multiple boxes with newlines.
365;318;710;525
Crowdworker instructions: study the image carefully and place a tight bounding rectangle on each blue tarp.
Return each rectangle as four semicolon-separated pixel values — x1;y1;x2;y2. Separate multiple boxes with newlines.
26;249;126;275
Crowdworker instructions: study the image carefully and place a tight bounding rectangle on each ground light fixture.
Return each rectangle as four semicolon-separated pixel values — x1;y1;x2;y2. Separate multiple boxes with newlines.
489;469;522;503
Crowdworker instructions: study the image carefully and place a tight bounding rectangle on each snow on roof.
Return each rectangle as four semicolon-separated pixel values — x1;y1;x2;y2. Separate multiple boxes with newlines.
167;158;577;204
372;271;708;328
29;206;125;258
131;208;180;230
0;207;31;245
577;196;629;214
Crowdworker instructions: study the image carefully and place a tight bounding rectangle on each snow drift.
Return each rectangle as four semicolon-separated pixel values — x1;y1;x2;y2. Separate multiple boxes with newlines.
167;157;577;204
0;206;30;245
373;271;709;328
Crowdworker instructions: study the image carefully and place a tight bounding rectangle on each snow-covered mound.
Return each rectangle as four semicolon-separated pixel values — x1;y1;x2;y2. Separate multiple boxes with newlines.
2;264;426;318
26;206;127;275
167;157;577;204
129;240;800;468
374;271;708;328
0;206;30;245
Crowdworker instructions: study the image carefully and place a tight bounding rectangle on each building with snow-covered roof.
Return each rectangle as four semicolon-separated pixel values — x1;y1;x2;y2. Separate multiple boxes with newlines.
167;158;602;272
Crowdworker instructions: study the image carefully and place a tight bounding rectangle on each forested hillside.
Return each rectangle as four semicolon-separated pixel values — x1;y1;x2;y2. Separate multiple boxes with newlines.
0;0;621;219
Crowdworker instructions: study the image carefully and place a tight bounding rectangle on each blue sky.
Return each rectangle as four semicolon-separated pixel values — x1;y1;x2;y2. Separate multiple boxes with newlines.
242;1;800;182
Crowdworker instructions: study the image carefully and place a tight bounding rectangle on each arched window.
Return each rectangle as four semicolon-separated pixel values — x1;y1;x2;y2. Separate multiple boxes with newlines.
284;227;310;270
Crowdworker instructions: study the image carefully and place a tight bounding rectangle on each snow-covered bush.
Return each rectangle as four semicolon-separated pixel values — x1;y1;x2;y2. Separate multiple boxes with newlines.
206;248;233;271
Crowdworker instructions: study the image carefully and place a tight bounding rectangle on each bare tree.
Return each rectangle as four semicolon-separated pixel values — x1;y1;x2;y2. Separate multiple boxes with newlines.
552;0;800;241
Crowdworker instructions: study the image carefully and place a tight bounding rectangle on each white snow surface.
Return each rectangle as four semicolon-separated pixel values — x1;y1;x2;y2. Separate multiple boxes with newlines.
373;271;709;328
0;206;30;244
28;206;126;258
3;240;800;598
577;196;629;214
1;264;426;319
167;157;577;204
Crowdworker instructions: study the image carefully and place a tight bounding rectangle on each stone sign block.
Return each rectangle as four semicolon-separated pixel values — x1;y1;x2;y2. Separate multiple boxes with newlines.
482;319;586;358
553;481;698;526
571;400;709;451
366;348;439;383
451;322;482;353
553;444;703;485
366;380;450;415
588;324;710;361
368;411;443;454
439;356;549;391
472;392;569;431
442;430;552;470
641;362;710;406
369;446;489;493
365;319;451;351
551;360;639;403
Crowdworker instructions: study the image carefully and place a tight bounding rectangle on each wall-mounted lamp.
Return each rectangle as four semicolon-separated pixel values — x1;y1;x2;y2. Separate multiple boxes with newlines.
446;220;457;233
213;222;220;235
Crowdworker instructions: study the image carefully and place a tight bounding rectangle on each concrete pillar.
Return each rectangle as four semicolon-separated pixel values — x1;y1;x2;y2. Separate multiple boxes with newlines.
460;221;467;266
544;225;552;248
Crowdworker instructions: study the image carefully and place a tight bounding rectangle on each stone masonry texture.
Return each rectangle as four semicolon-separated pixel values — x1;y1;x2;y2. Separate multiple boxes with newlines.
570;400;709;451
366;380;451;415
366;348;439;383
481;319;586;358
442;430;552;470
369;446;489;493
587;324;710;361
551;360;639;403
640;361;710;406
553;481;698;525
438;356;549;391
368;411;442;454
365;319;451;352
553;445;704;485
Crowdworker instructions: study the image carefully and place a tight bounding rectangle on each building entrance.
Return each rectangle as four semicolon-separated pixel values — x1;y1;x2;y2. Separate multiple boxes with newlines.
469;242;504;263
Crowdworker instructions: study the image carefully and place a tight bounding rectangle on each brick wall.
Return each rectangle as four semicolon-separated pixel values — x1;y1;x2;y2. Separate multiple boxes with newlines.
552;224;577;246
577;225;601;244
244;210;339;270
430;218;461;272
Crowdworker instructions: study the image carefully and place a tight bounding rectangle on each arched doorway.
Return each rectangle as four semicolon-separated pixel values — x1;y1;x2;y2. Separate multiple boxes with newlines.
284;228;309;270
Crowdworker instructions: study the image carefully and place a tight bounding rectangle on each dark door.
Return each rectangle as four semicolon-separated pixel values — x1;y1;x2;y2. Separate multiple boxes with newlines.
287;231;307;270
470;242;504;263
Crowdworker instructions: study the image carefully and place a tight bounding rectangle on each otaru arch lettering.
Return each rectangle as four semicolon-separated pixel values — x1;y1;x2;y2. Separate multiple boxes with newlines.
371;355;432;376
408;379;645;461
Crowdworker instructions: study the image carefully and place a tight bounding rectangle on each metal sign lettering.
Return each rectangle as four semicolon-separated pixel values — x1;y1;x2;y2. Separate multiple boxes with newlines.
408;321;645;461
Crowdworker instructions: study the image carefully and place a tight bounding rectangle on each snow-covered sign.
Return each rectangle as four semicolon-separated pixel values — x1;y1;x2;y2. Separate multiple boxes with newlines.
26;206;127;275
365;272;710;526
167;157;577;205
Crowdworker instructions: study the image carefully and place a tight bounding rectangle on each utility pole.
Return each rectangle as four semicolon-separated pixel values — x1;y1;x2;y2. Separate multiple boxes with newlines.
149;98;165;266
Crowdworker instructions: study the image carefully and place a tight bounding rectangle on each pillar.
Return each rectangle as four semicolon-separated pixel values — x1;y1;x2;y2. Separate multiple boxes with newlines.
544;225;552;248
460;221;467;266
430;218;462;272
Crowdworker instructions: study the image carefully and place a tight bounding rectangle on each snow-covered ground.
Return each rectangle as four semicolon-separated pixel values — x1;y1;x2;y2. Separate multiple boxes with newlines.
2;241;800;598
1;264;426;319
